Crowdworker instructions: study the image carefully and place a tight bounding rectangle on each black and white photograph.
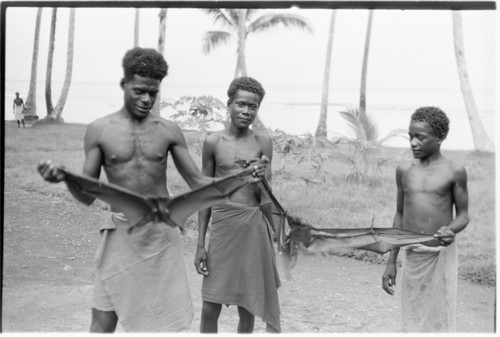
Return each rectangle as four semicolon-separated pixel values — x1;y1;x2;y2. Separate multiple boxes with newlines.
1;0;496;333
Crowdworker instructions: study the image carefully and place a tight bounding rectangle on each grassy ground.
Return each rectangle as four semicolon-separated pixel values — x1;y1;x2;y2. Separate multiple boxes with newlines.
3;120;496;286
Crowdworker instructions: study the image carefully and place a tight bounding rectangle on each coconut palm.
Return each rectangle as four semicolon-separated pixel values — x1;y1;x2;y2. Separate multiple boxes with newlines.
452;11;494;152
359;10;373;115
315;10;336;138
134;8;140;47
151;8;168;115
43;8;76;122
201;8;313;77
201;8;313;129
24;8;43;121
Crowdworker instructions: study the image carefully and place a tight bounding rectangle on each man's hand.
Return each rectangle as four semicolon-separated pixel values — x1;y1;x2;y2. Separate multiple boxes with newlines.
382;263;397;295
194;247;209;276
240;155;270;179
37;160;66;183
434;226;455;246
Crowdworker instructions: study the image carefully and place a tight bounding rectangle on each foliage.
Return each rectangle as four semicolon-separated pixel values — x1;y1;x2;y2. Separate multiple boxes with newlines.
334;107;407;184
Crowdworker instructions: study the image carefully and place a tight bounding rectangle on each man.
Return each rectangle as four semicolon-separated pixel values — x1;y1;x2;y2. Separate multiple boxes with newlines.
381;106;469;332
194;76;281;333
37;48;265;332
13;92;25;128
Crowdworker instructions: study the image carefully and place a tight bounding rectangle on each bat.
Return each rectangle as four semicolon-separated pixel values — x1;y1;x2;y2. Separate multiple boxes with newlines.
59;167;256;233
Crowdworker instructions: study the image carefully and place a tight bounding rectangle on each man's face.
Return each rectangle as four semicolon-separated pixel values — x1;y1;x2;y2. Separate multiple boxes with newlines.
228;90;260;129
121;74;161;120
408;120;441;159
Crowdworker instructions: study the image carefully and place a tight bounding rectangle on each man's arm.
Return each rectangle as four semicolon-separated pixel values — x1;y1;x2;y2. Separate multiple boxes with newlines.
194;136;216;276
434;165;469;243
37;123;102;205
382;165;404;295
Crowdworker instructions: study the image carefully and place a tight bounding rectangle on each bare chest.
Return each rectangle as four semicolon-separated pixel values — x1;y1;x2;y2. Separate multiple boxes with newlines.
402;167;454;197
214;136;262;171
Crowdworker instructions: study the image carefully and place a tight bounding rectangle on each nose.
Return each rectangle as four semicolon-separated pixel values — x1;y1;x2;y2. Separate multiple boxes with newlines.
140;92;153;103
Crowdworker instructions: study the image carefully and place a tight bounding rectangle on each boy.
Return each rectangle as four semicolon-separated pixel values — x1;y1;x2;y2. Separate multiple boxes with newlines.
381;106;469;332
194;76;280;332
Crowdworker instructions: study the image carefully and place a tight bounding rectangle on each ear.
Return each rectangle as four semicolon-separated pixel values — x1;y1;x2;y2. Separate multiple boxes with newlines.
120;78;126;88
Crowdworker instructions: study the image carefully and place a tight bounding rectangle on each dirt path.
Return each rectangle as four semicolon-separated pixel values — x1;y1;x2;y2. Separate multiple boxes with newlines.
2;190;495;332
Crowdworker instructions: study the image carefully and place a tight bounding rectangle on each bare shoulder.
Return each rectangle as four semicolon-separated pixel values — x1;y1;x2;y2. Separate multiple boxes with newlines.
204;130;224;144
253;130;273;144
447;159;467;180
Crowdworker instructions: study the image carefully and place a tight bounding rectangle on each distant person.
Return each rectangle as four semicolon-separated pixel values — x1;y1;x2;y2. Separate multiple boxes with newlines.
37;47;266;332
194;76;281;333
381;106;469;332
13;92;25;128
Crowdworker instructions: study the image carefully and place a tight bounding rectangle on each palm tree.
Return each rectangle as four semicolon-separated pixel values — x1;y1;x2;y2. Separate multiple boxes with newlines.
151;8;167;115
452;11;494;152
24;8;43;121
201;8;313;129
44;8;57;118
134;8;140;47
42;8;75;122
359;10;373;115
315;10;336;138
52;8;76;121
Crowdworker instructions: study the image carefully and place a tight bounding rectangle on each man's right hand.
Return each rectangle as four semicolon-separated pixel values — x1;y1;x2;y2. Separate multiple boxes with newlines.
382;263;397;295
194;247;209;276
37;160;66;183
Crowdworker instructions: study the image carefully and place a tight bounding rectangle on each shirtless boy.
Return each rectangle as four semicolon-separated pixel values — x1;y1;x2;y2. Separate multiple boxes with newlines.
37;48;265;332
13;92;25;128
194;76;281;333
381;106;469;332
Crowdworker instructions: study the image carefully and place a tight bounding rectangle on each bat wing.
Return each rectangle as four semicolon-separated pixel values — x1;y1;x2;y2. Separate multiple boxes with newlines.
164;167;255;227
61;169;151;227
307;227;437;255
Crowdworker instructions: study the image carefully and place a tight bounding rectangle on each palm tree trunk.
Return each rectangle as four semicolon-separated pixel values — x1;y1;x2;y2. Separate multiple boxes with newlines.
359;10;373;115
152;8;167;115
45;8;57;119
452;11;494;152
134;8;140;47
24;8;42;121
53;8;76;121
235;9;248;78
315;10;336;138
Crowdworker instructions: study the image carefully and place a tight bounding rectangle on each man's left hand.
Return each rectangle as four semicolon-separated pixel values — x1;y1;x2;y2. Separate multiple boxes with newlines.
434;226;455;246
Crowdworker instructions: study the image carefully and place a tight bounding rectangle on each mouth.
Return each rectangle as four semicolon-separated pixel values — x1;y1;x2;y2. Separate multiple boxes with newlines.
136;106;151;114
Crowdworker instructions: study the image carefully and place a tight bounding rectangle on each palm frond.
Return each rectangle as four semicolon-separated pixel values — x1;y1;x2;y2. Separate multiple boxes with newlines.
248;13;313;34
338;108;378;142
200;8;237;27
202;31;234;54
378;128;408;145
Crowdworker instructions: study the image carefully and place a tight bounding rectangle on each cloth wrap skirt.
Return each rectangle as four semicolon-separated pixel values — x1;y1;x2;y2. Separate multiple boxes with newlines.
92;213;193;332
400;242;458;332
202;202;281;332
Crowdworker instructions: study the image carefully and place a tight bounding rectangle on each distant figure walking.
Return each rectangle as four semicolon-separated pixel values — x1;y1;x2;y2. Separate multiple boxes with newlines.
13;92;25;128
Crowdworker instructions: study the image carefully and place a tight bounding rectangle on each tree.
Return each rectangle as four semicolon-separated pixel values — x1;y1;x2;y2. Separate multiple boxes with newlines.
44;8;57;118
43;8;76;122
359;10;373;115
134;8;140;47
151;8;167;115
201;8;313;129
201;9;313;78
24;8;43;121
452;11;494;152
315;10;336;138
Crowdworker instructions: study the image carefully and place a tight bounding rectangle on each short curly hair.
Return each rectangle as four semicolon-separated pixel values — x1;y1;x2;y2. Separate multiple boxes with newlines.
411;106;450;141
227;76;266;105
122;47;168;81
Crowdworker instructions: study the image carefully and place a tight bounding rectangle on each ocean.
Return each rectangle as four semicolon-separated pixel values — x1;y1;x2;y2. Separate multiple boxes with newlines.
4;79;495;151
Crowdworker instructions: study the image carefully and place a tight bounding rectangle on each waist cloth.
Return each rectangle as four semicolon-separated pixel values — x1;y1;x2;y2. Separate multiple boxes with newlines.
14;105;24;120
202;202;281;332
92;213;193;332
400;242;458;332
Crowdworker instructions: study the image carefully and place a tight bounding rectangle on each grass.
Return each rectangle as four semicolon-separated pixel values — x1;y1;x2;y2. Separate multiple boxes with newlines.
3;120;496;286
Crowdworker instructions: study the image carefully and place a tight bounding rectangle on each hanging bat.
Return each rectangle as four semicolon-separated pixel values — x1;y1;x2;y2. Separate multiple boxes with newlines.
59;167;256;233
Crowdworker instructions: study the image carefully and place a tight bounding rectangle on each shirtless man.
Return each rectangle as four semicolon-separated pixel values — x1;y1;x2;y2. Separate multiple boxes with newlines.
13;92;25;128
37;48;265;332
381;106;469;332
194;76;281;333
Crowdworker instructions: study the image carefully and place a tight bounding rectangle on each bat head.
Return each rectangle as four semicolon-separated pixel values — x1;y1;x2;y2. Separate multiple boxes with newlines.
279;214;317;271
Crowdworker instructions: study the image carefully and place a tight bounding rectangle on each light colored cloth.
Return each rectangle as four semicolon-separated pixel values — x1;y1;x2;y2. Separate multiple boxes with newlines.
14;104;24;120
93;213;193;332
202;202;281;332
400;242;458;332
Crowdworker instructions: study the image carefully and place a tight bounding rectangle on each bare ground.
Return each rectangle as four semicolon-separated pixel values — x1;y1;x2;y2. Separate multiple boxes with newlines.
2;188;496;333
